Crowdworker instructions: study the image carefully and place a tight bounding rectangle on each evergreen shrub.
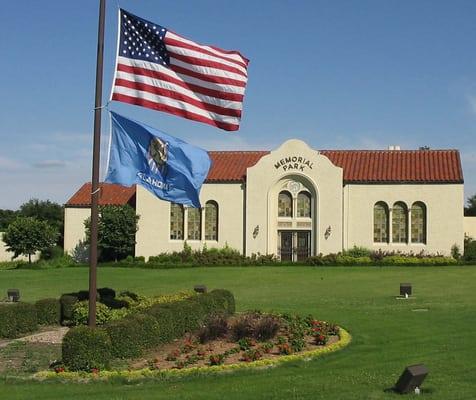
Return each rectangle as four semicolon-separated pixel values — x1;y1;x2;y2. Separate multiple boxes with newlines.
464;240;476;262
35;298;61;325
105;313;160;358
61;289;235;370
59;294;79;323
62;326;112;371
0;302;38;338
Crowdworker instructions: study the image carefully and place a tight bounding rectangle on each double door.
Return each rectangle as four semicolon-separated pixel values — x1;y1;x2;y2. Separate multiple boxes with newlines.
278;230;311;262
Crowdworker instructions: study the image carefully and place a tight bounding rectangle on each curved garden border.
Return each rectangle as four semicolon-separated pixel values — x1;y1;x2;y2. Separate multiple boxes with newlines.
34;328;351;382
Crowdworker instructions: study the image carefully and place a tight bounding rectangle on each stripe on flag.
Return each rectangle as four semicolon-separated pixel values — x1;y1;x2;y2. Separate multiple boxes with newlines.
111;9;249;131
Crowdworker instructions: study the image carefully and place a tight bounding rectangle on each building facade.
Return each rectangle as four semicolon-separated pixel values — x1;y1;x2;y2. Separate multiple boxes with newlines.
65;139;466;258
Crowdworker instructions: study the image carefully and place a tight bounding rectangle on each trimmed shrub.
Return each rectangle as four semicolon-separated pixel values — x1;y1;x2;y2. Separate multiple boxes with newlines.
0;302;38;338
209;289;235;314
379;256;457;266
59;294;79;323
146;304;178;343
71;301;112;326
61;289;235;370
105;313;160;358
35;298;61;325
62;326;112;371
98;287;116;299
144;290;234;343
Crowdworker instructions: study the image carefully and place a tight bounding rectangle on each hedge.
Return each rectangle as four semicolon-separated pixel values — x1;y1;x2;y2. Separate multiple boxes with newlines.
62;326;112;371
0;302;38;338
105;313;160;358
62;289;235;370
35;298;61;325
59;294;79;323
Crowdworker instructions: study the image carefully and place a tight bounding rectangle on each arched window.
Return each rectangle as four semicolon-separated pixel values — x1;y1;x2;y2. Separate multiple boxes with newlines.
297;192;311;218
170;203;184;240
187;207;202;240
373;202;389;243
278;191;293;217
205;201;218;241
411;202;426;244
392;202;408;243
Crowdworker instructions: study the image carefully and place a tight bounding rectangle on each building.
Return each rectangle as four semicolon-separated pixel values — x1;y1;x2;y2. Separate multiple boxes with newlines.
65;139;469;259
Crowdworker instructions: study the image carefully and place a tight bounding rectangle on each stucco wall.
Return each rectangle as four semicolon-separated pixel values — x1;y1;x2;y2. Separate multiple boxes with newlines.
245;139;343;256
64;207;90;254
135;183;245;259
464;216;476;240
343;184;464;255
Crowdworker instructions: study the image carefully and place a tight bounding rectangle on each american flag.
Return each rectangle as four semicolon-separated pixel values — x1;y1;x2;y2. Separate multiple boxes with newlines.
111;9;249;131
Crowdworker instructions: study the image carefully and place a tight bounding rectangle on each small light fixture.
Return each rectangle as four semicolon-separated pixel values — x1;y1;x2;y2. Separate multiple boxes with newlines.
394;364;428;394
193;285;207;293
7;289;20;302
324;226;332;240
400;283;412;298
253;225;259;238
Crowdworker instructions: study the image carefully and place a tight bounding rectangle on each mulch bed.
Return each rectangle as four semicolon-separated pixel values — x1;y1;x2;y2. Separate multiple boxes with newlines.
129;323;339;371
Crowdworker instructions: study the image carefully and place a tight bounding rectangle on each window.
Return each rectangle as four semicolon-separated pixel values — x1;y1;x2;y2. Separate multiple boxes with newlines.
297;192;311;218
278;191;293;217
411;202;426;244
374;202;389;243
205;201;218;241
170;203;184;240
187;207;202;240
392;202;408;243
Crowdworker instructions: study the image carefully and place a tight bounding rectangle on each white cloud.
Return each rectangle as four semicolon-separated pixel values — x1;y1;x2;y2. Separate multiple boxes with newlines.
33;160;67;168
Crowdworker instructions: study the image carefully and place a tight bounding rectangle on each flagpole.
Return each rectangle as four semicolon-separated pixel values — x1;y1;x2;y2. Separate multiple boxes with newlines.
88;0;106;327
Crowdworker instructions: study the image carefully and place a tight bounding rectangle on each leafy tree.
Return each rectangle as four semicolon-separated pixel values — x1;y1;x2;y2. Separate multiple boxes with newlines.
84;205;139;261
0;209;18;231
465;194;476;216
19;199;64;245
2;217;59;263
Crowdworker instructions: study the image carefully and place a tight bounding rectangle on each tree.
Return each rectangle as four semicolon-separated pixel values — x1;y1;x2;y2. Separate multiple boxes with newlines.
0;209;18;231
84;205;139;261
465;194;476;216
19;199;64;245
2;217;59;263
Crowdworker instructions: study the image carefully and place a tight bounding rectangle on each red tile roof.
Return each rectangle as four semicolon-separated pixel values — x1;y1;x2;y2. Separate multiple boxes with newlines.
66;183;136;207
321;149;463;183
207;151;269;182
66;149;463;206
206;149;463;184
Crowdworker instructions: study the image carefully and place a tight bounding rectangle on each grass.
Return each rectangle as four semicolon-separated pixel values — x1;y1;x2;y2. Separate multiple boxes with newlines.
1;265;475;399
0;342;61;375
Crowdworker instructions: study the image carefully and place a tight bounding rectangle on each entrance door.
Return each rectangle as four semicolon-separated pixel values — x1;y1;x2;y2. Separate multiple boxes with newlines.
296;231;311;261
279;231;311;261
279;231;293;261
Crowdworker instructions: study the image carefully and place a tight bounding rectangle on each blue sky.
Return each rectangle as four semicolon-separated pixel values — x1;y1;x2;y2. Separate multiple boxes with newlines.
1;0;475;209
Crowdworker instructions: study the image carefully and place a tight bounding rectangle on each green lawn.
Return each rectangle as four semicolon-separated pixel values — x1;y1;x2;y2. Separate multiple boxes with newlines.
1;265;476;399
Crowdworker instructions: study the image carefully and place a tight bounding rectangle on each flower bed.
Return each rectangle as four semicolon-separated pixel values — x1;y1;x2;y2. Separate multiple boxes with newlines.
139;313;341;370
35;311;351;381
34;327;351;382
